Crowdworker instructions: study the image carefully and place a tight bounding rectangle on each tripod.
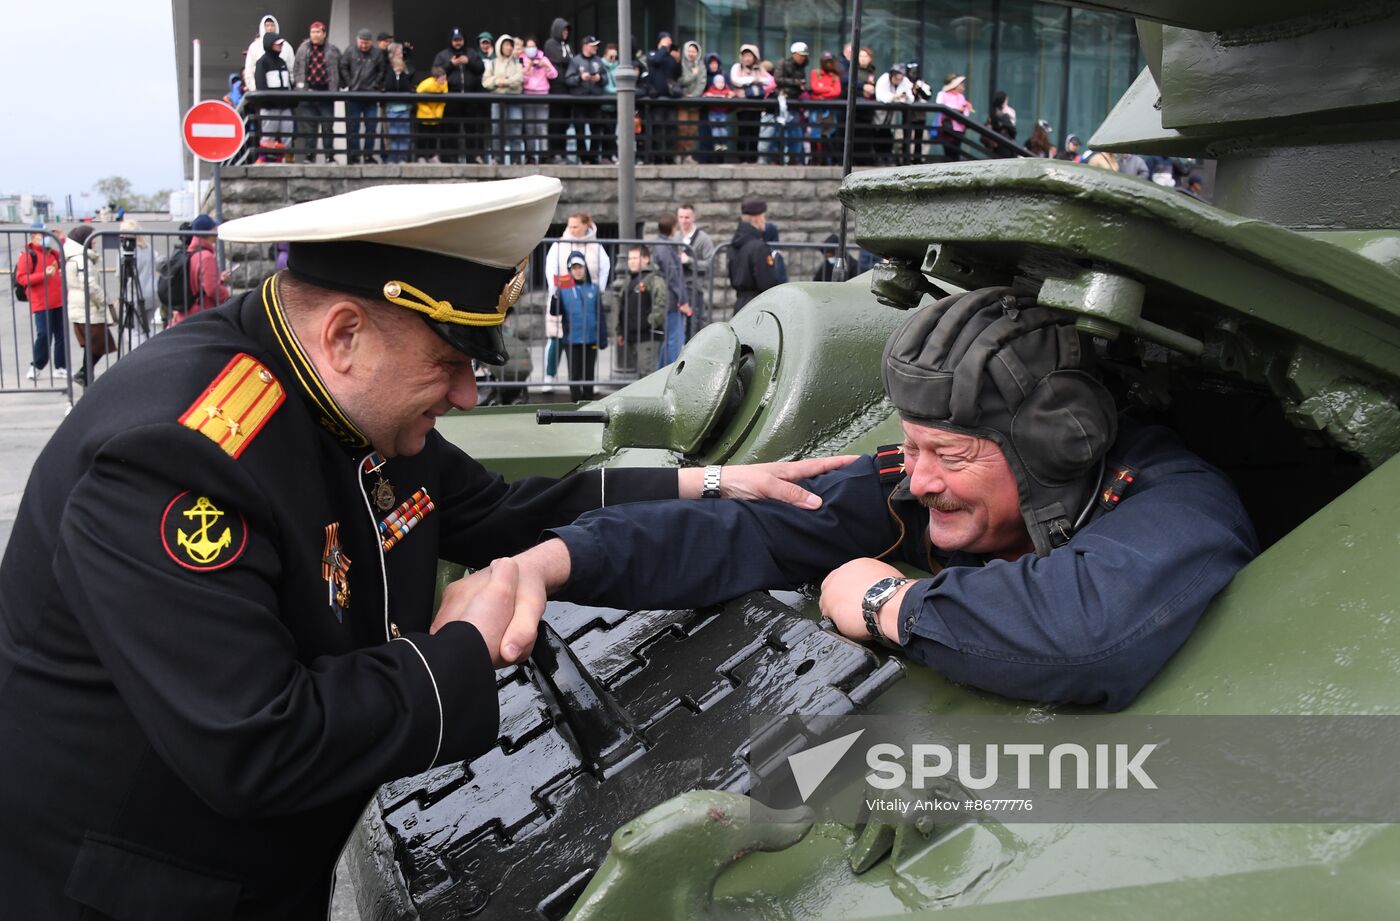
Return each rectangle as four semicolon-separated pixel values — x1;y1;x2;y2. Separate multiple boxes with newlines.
116;245;150;356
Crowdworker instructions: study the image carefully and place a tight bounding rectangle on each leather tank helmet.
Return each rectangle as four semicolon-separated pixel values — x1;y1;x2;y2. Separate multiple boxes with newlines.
881;286;1118;557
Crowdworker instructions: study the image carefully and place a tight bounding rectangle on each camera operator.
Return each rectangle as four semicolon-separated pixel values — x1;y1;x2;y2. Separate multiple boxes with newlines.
903;62;933;163
118;218;159;344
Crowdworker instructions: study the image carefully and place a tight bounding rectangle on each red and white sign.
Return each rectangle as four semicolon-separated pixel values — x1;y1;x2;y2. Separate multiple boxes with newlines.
182;100;246;163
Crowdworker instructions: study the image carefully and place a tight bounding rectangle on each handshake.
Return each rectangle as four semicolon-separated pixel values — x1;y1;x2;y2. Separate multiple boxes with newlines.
429;454;861;666
429;540;570;666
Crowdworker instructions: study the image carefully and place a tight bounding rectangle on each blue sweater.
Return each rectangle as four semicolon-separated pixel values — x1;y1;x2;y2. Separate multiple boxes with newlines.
550;420;1258;711
553;283;605;346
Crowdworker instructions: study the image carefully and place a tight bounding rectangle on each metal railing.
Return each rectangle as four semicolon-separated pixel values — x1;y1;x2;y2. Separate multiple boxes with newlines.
237;89;1030;166
482;235;866;404
6;228;863;404
2;229;74;398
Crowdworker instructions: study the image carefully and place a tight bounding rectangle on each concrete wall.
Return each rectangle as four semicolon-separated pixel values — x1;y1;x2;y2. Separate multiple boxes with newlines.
215;164;852;242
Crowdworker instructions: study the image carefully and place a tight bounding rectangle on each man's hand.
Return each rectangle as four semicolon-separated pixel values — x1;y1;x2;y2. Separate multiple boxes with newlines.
679;303;693;317
616;334;624;347
432;541;572;666
431;558;523;666
677;455;860;509
820;558;909;641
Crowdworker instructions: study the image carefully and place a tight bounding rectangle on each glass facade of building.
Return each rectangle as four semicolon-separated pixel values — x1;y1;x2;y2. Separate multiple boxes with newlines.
603;0;1142;146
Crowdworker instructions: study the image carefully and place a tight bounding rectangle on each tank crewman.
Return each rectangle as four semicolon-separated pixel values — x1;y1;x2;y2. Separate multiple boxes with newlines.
459;286;1260;711
727;196;784;310
0;177;849;920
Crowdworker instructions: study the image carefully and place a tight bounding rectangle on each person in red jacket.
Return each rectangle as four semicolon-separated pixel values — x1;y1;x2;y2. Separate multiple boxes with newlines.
808;51;844;165
177;214;231;325
17;224;68;381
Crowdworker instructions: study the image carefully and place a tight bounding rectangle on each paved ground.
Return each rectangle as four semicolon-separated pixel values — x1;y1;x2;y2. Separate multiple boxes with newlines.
0;384;363;920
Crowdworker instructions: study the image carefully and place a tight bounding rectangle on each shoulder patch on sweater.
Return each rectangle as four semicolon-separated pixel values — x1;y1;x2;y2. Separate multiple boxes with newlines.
875;444;906;484
179;353;284;458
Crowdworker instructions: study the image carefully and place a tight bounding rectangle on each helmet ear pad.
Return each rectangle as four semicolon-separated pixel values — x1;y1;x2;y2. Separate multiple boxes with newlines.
1010;369;1117;485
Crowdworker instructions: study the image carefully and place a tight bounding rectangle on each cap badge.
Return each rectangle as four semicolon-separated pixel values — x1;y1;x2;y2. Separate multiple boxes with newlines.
383;281;402;299
498;259;528;314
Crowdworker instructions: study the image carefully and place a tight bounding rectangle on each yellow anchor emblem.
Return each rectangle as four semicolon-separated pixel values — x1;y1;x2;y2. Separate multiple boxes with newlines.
177;497;233;565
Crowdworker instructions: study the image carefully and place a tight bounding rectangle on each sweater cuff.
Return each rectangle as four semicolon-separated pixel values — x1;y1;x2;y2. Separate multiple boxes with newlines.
547;524;607;605
393;621;500;770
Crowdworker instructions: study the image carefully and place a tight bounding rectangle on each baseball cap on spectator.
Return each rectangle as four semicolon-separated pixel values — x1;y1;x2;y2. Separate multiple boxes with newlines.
740;197;767;215
583;35;600;47
377;32;392;42
566;252;588;268
450;28;464;40
820;50;835;61
311;20;326;30
478;31;494;43
1036;118;1054;134
191;214;218;232
790;42;809;55
658;31;672;41
356;28;373;41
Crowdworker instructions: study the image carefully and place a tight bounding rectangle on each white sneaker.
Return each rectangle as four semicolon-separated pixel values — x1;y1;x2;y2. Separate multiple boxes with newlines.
25;365;39;381
540;374;557;394
53;367;68;380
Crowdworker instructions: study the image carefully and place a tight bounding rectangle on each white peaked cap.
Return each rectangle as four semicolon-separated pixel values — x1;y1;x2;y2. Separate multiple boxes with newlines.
219;176;562;270
220;177;562;364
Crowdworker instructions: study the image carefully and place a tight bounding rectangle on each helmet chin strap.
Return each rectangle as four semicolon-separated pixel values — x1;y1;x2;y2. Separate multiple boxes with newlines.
1071;458;1106;532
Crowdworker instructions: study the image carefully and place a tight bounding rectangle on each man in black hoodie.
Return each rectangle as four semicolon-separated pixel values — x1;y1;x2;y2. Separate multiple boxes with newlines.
432;28;486;163
728;197;782;310
254;32;295;163
544;18;573;161
642;33;682;163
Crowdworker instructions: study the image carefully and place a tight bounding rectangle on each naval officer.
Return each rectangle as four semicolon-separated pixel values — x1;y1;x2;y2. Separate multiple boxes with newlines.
0;176;846;919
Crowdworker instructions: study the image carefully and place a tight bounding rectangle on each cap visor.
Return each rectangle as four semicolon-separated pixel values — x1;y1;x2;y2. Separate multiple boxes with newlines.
425;318;509;366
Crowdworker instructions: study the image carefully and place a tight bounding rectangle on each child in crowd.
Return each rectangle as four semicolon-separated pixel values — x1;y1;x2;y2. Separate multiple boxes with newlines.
415;65;448;162
549;252;607;402
701;73;733;162
384;48;415;163
604;244;669;377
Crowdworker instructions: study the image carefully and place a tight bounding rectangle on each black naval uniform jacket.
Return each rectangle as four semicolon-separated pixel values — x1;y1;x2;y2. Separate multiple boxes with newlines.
0;278;677;920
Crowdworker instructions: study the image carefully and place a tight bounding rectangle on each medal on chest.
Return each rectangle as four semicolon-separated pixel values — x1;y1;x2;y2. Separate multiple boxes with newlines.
362;452;395;512
379;487;436;552
321;522;352;621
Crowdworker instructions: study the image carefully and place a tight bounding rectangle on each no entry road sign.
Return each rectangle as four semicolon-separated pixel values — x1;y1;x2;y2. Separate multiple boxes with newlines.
182;100;246;163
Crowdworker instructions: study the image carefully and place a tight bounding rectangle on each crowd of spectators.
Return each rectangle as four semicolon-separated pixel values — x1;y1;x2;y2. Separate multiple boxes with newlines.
239;15;1157;168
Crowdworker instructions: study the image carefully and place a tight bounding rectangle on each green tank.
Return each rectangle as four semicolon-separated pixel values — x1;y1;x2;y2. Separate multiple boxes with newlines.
349;3;1400;917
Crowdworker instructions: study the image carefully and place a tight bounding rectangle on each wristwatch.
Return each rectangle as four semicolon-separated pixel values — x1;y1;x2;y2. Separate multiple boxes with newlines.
862;577;910;642
702;465;723;499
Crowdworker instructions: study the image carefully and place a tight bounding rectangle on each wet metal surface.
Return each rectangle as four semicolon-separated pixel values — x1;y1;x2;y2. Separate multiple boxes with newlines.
372;592;900;920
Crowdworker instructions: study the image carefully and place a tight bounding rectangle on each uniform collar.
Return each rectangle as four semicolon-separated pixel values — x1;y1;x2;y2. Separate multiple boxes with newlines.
247;274;372;453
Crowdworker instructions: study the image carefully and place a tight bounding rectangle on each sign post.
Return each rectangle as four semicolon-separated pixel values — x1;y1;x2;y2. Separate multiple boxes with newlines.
182;100;245;270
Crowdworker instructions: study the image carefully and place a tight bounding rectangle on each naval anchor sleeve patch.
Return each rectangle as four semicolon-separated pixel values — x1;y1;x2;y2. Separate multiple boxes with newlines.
161;491;249;571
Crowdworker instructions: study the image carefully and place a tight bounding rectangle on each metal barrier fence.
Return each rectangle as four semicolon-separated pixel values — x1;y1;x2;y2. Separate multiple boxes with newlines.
1;227;279;397
480;235;864;404
2;228;75;399
238;90;1029;167
3;228;860;405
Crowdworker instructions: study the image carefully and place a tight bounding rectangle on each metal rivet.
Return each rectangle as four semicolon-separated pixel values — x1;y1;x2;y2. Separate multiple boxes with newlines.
257;368;272;383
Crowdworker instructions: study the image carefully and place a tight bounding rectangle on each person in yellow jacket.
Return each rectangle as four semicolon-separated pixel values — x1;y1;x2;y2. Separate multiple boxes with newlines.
415;65;449;162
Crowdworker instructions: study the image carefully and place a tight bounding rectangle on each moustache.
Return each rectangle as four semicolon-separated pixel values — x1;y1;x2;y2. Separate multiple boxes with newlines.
919;492;965;513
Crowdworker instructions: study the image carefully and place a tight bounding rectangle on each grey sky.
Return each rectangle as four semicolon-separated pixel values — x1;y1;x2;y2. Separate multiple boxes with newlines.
0;1;184;214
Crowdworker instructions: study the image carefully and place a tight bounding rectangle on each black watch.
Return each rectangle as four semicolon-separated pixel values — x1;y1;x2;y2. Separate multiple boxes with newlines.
861;577;910;642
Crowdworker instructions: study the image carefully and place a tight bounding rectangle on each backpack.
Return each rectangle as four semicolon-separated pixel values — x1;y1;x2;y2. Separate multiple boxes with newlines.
157;248;193;309
14;247;40;302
